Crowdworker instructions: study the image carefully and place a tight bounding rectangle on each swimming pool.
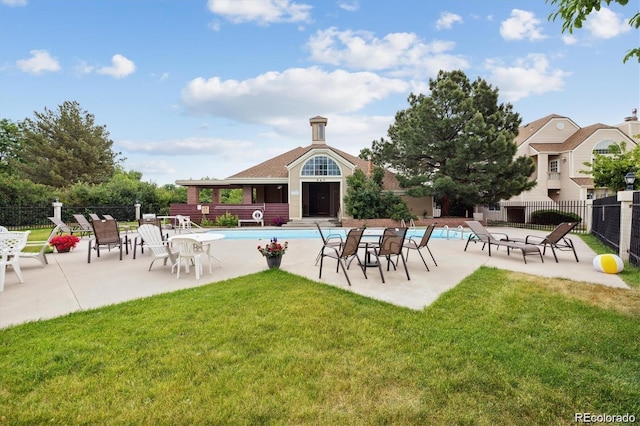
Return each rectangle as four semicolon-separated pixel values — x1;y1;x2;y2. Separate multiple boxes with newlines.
206;227;471;240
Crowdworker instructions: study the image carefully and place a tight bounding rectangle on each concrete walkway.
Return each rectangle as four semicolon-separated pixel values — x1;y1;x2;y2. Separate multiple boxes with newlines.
0;227;629;328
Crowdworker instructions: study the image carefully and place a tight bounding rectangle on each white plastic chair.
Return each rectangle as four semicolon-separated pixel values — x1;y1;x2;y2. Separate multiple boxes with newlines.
0;230;30;291
171;237;211;279
136;224;179;271
0;226;8;233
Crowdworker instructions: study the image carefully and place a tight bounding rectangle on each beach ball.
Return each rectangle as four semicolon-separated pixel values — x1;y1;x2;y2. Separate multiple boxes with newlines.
592;254;624;274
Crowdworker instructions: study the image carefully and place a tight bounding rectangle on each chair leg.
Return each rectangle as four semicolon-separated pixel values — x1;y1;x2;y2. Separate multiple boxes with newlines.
0;263;5;291
426;246;437;266
10;260;24;283
336;258;352;286
413;248;430;271
399;253;410;280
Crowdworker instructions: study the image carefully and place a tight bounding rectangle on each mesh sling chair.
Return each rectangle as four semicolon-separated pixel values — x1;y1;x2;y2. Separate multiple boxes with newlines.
88;219;129;263
314;221;344;265
367;227;410;283
464;221;543;264
520;222;580;262
318;228;367;286
403;223;438;271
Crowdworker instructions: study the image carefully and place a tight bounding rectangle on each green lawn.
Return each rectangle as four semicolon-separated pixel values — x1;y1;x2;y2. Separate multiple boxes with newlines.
1;263;638;424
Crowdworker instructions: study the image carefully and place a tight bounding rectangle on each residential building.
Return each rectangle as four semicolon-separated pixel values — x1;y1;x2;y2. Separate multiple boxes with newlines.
507;110;638;202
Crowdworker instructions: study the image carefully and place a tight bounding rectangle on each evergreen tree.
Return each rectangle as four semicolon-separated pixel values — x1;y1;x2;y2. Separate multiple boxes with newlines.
363;70;535;216
15;101;123;187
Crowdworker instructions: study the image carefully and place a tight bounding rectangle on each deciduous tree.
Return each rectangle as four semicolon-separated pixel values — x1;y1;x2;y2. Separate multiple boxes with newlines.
582;142;640;190
547;0;639;62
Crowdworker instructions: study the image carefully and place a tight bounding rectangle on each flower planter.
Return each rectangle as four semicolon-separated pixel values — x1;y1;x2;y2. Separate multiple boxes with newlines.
266;256;282;269
56;247;71;253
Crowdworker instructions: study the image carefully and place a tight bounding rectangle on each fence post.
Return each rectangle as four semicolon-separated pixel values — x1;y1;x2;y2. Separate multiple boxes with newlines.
134;203;141;221
53;200;63;220
617;190;634;262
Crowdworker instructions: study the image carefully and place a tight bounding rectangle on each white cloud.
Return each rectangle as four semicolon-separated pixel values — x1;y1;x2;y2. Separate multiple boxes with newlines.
16;49;61;74
500;9;547;41
1;0;27;5
584;7;631;39
207;0;312;25
484;54;570;102
435;12;463;30
97;54;136;78
119;136;254;156
74;59;94;76
562;34;578;45
181;66;409;121
338;1;358;12
306;27;469;77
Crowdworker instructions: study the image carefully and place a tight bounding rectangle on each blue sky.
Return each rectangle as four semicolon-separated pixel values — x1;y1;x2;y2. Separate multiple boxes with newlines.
1;0;638;185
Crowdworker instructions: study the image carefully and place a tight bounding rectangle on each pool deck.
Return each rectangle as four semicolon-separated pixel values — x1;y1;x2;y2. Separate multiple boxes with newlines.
0;226;629;328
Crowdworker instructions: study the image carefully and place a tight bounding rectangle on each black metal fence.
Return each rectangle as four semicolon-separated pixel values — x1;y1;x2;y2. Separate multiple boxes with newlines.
0;204;164;230
630;192;640;267
491;200;589;234
591;195;621;252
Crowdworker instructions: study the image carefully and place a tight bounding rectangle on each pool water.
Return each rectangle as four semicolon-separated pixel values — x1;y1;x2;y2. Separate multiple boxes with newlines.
207;227;470;241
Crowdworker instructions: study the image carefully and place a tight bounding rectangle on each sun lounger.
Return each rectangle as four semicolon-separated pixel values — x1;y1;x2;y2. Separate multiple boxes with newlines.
464;221;543;264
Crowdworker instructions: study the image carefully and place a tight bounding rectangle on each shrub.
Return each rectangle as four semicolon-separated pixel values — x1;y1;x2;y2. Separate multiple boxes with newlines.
214;211;239;227
199;214;215;227
531;209;582;225
272;216;287;226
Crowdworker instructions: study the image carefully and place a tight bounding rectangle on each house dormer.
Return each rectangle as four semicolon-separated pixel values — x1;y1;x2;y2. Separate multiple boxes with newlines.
310;116;327;145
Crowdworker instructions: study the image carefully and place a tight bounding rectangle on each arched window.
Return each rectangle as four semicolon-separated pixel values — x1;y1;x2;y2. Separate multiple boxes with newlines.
301;155;341;176
593;140;618;155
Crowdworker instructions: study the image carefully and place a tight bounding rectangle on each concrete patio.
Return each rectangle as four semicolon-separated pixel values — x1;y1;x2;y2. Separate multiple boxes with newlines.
0;227;629;328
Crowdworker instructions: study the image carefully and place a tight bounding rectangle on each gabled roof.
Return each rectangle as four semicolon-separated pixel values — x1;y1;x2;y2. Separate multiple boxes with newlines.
229;144;402;190
528;123;619;153
516;114;567;146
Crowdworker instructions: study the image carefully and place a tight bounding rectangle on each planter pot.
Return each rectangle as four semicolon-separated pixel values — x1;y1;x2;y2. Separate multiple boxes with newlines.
56;247;71;253
266;256;282;269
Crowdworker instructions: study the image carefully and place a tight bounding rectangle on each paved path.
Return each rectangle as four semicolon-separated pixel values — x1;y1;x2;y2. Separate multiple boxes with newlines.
0;227;628;328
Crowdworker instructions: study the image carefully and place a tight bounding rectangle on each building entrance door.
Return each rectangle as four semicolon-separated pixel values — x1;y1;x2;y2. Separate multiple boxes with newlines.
303;182;340;217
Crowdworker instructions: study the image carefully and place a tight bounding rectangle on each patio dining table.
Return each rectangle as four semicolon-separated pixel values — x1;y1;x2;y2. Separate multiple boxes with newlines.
167;232;225;266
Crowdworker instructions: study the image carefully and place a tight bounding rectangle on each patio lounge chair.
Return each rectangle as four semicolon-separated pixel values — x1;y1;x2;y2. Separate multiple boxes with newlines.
367;227;410;283
314;221;343;265
464;221;543;264
319;228;367;286
0;230;30;291
403;223;438;271
48;217;80;236
518;222;580;262
88;218;129;263
72;214;94;237
136;224;178;271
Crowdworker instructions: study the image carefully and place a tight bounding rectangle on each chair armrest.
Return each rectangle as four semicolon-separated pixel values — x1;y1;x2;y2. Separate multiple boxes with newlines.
325;234;343;242
524;235;545;244
489;232;510;241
